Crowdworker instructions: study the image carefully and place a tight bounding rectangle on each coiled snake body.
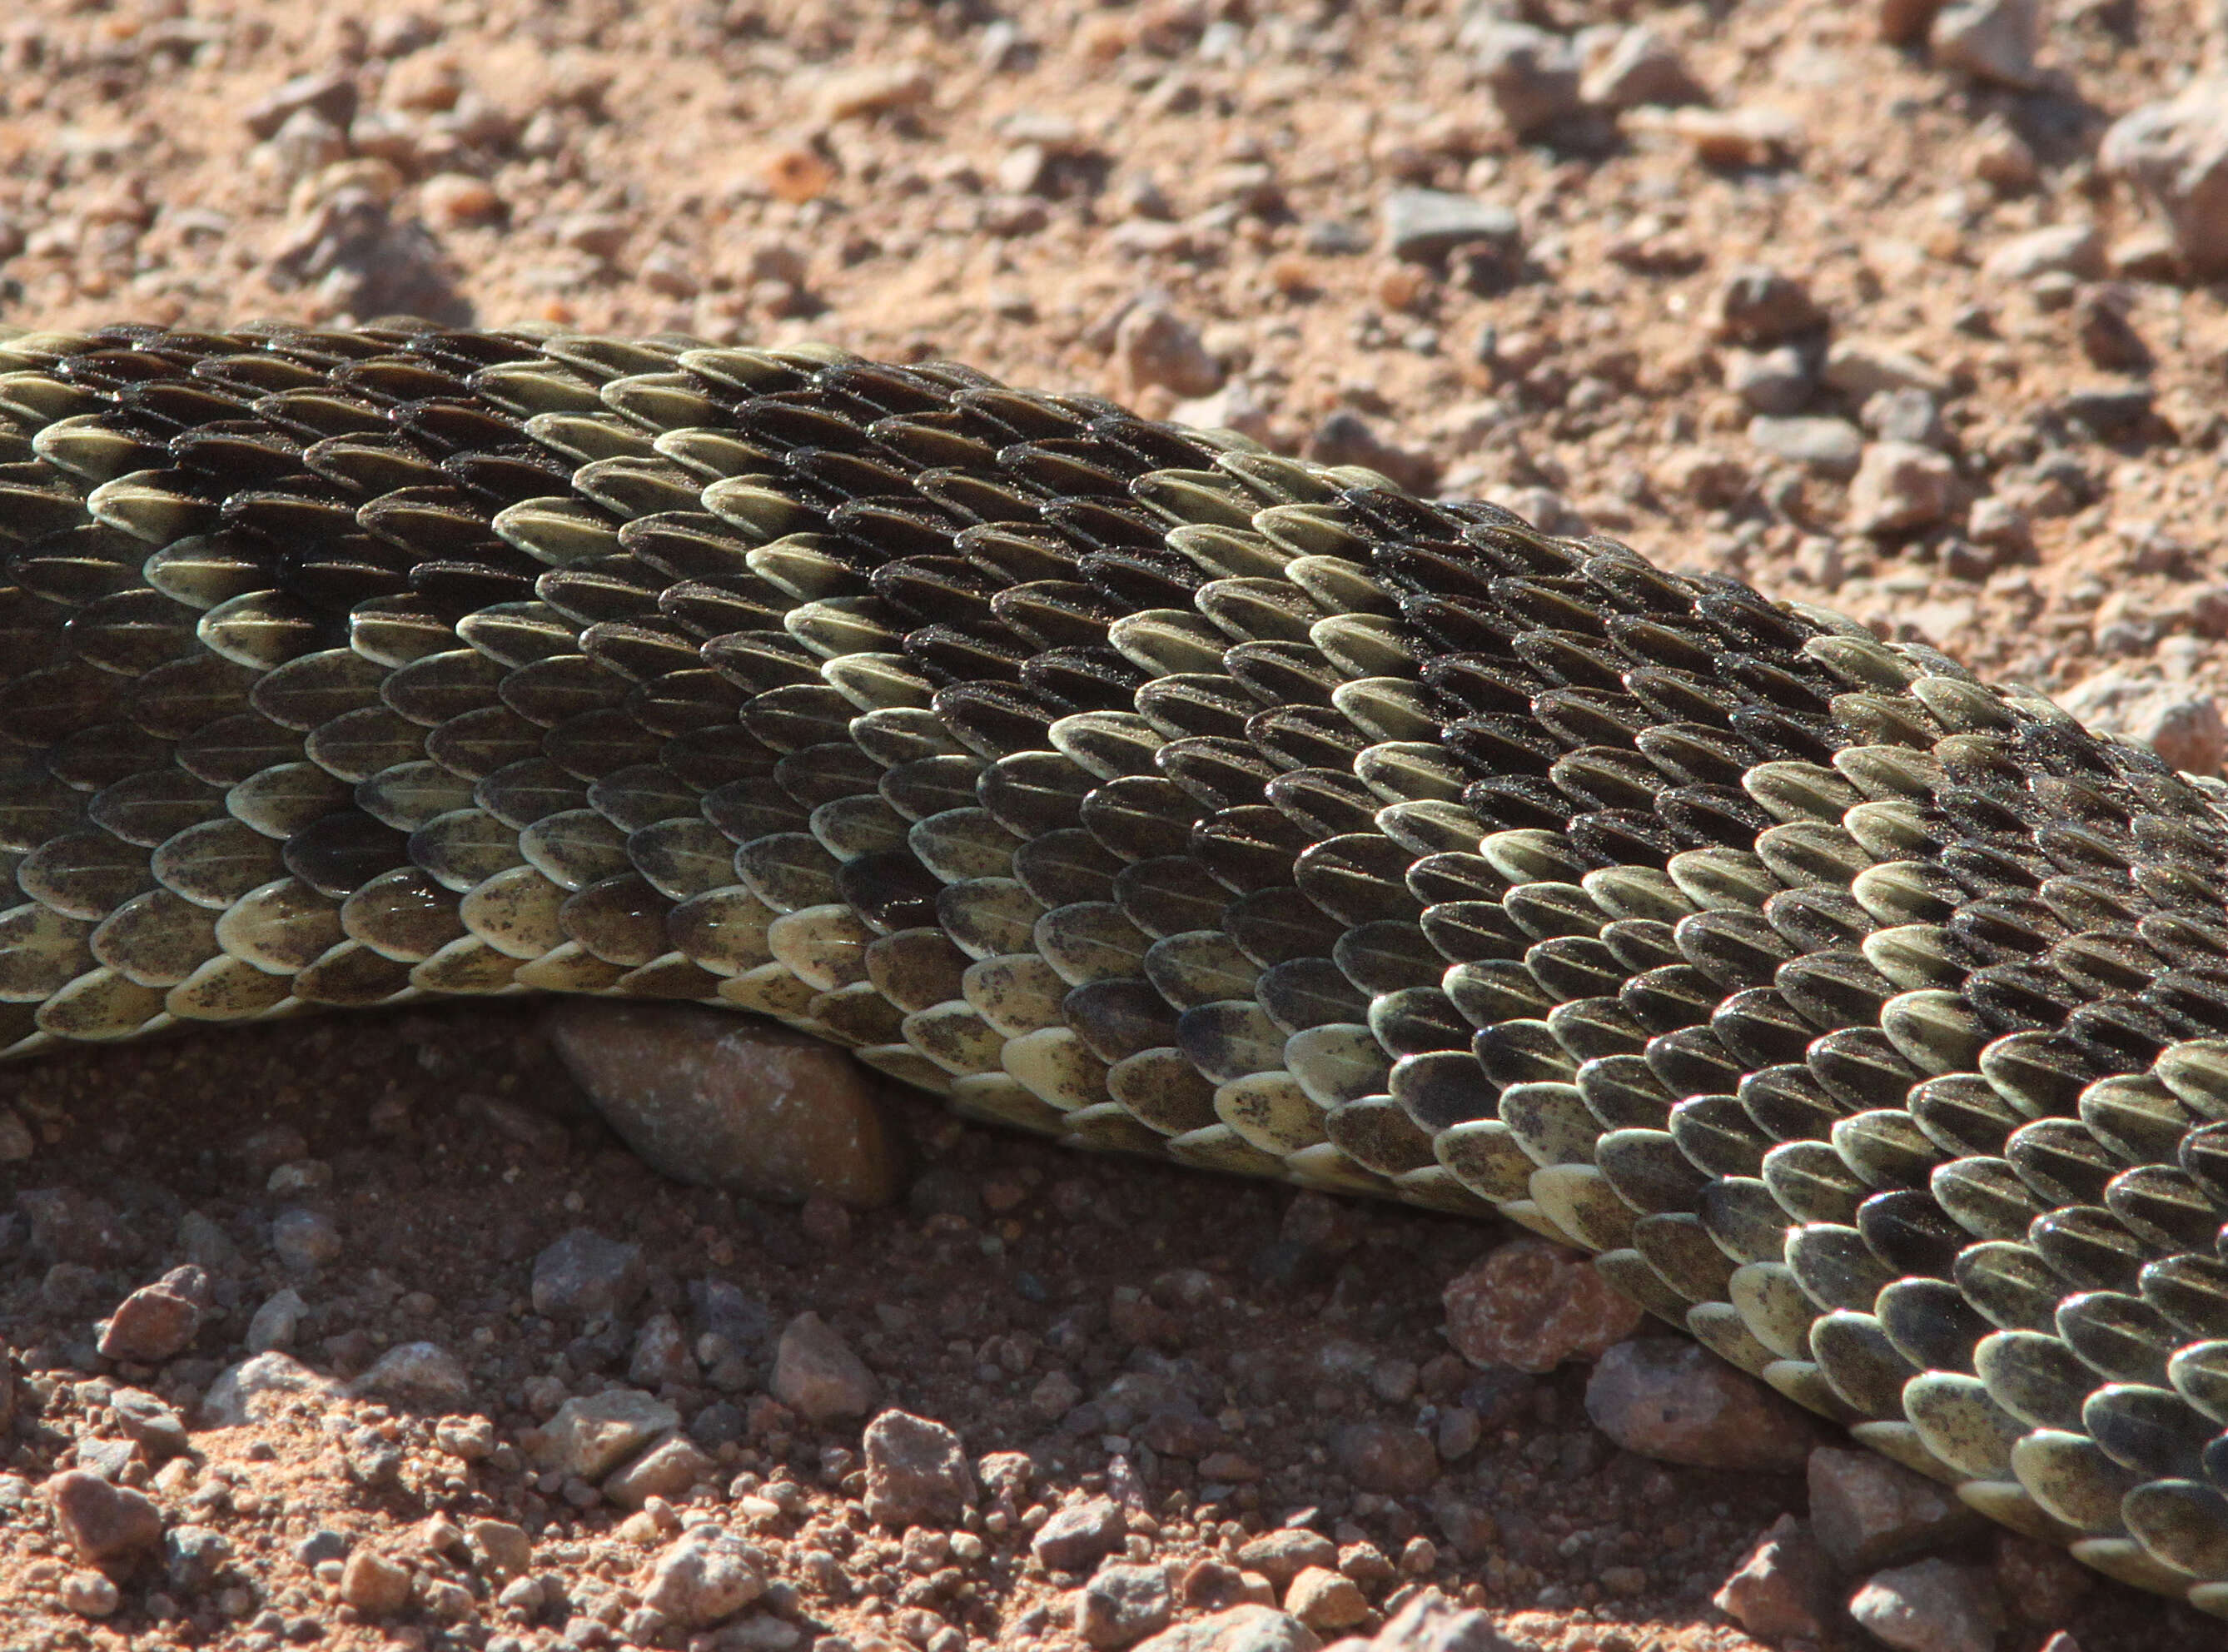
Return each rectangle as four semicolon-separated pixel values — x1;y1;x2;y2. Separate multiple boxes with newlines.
3;321;2228;1613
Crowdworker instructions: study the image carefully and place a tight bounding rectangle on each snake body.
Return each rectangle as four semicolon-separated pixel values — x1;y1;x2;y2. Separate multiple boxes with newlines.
4;321;2228;1610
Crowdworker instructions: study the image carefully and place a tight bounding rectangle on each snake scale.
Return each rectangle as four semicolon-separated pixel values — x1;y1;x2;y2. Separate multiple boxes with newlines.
4;319;2228;1615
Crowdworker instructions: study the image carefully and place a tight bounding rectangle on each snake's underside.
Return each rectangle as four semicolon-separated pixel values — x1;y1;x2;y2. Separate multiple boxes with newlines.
7;321;2228;1612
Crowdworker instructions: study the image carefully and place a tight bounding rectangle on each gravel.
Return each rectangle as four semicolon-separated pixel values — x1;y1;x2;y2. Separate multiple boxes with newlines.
1;6;2224;1650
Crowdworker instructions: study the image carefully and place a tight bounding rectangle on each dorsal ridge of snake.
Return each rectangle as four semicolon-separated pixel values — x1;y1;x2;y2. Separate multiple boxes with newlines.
4;319;2228;1614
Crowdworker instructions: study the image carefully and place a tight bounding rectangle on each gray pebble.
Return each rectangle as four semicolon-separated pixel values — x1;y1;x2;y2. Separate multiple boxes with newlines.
109;1387;188;1458
1379;189;1519;265
1078;1562;1173;1650
350;1341;472;1411
1848;440;1961;535
1032;1496;1126;1573
1808;1448;1984;1573
295;1528;350;1566
531;1228;645;1322
166;1523;234;1592
246;1288;306;1355
1748;415;1863;477
1862;388;1947;448
1470;22;1581;137
1584;1339;1824;1471
863;1409;977;1529
269;1208;340;1271
1724;345;1815;416
1848;1558;2005;1652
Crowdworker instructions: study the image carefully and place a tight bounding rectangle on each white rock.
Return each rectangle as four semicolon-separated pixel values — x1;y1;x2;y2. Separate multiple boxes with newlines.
639;1525;768;1628
1824;339;1952;398
201;1352;337;1427
533;1389;681;1481
2101;77;2228;277
1982;222;2103;282
1848;441;1960;535
351;1342;473;1411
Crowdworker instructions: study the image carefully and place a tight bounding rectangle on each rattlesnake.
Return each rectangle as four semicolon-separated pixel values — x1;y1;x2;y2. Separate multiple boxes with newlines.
2;319;2227;1615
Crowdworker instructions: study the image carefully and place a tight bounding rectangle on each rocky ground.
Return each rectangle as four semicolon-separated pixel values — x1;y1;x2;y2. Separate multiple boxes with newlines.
2;1;2228;1650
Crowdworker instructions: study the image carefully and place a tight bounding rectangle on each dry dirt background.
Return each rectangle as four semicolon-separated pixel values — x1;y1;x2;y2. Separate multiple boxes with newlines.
1;1;2226;1650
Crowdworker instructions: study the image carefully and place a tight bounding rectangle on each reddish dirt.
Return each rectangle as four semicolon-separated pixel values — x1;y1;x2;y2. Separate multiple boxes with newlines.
2;2;2226;1650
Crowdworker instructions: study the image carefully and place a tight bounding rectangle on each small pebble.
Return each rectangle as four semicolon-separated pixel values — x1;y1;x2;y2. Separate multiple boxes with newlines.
1283;1566;1366;1632
1441;1237;1642;1373
770;1312;878;1424
863;1409;976;1528
530;1227;646;1321
1584;1339;1825;1471
1077;1561;1175;1649
1033;1497;1126;1573
96;1280;201;1363
1848;1559;2007;1652
47;1470;163;1565
1713;1513;1829;1642
533;1390;680;1481
1116;303;1224;399
1848;440;1960;535
61;1570;119;1618
1470;21;1581;137
340;1548;413;1617
2056;670;2226;774
1931;0;2042;91
351;1341;471;1411
639;1525;768;1628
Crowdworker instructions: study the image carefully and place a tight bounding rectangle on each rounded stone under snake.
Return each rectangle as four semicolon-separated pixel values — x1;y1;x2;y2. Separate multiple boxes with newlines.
2;319;2228;1614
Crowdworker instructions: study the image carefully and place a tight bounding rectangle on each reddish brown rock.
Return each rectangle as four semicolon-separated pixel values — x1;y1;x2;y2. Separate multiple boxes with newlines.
1441;1237;1643;1374
545;1002;899;1207
96;1281;201;1363
1584;1340;1826;1471
1713;1514;1831;1643
1810;1447;1985;1571
1330;1423;1438;1497
47;1470;162;1568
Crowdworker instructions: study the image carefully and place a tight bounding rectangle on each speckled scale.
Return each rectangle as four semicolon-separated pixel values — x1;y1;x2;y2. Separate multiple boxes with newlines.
13;326;2228;1609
